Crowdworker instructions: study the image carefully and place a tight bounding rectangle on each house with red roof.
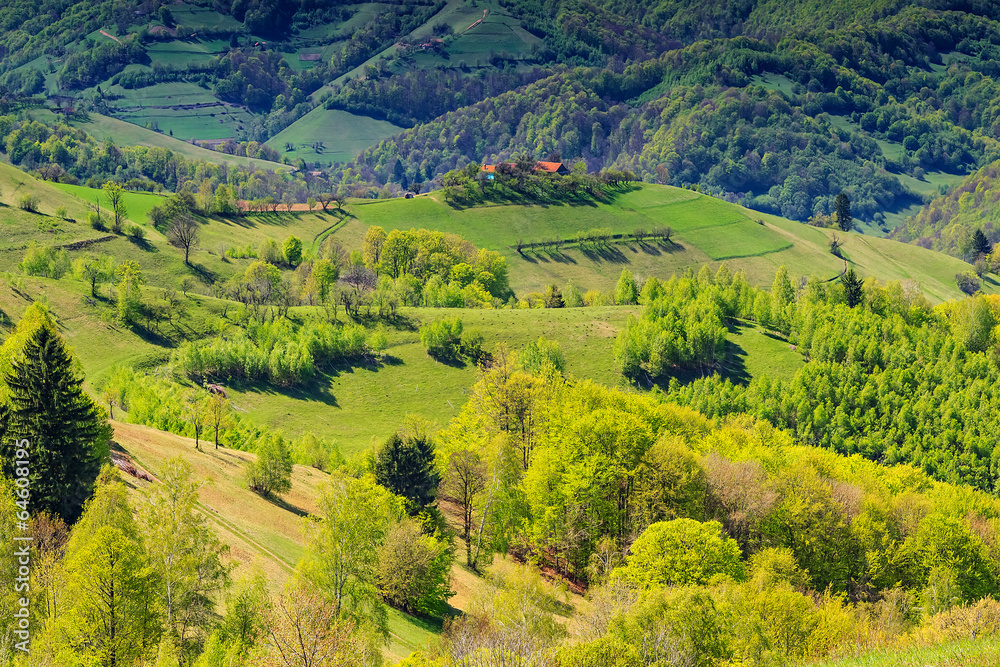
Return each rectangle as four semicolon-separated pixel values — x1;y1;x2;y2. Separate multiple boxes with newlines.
481;161;570;178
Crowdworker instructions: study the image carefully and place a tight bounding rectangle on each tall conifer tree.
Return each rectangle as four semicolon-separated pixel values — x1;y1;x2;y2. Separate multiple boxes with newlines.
842;268;864;309
373;434;440;513
1;325;110;523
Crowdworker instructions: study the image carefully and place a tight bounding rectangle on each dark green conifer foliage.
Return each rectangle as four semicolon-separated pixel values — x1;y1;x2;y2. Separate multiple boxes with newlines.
1;326;110;523
374;434;440;513
842;269;864;308
835;193;853;232
972;229;992;257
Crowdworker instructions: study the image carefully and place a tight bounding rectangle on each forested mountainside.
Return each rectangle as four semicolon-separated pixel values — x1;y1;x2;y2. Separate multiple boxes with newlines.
5;0;1000;228
338;2;1000;224
893;157;1000;258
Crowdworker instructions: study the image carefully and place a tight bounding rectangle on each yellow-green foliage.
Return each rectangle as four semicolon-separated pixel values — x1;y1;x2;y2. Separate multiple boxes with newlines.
435;361;1000;664
18;241;69;278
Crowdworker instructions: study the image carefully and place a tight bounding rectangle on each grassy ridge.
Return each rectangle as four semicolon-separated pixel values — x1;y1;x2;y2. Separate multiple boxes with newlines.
345;184;992;302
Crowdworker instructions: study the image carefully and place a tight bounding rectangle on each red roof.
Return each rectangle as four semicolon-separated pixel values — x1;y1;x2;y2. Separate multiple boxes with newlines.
535;161;567;173
481;161;568;174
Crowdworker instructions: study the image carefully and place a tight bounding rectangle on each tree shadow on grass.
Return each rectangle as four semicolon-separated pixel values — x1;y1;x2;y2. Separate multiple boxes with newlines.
445;183;641;211
257;492;311;518
350;311;419;331
636;240;684;255
130;323;176;348
128;236;156;252
225;353;406;408
580;244;629;264
236;378;341;408
188;262;218;284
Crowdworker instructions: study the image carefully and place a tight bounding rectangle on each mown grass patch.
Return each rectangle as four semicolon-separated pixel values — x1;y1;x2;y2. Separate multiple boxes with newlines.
51;183;169;225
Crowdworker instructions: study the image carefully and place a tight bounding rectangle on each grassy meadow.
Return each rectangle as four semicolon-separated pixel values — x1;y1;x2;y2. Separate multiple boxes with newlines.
345;184;991;302
806;637;1000;667
265;108;403;164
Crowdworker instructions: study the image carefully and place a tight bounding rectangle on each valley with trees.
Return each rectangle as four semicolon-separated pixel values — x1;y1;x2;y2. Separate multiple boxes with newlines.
9;1;1000;667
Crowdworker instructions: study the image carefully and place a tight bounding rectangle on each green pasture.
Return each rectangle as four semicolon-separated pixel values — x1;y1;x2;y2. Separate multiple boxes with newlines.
750;73;798;96
46;111;291;171
101;82;253;140
108;82;219;107
50;183;169;224
222;304;633;457
169;4;243;32
146;39;230;68
404;0;541;69
265;108;403;164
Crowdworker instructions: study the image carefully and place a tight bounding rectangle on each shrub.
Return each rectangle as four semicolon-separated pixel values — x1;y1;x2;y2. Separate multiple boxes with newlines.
56;206;68;219
956;271;981;296
377;518;454;615
282;235;303;266
19;242;70;278
18;194;40;212
148;204;169;229
420;317;463;359
461;329;485;361
88;212;106;231
125;223;146;240
518;337;565;375
259;237;282;264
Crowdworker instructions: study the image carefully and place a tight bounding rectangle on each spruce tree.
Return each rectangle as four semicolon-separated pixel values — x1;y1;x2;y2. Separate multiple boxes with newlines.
972;228;992;257
1;325;110;523
373;434;440;513
842;268;864;308
835;193;853;232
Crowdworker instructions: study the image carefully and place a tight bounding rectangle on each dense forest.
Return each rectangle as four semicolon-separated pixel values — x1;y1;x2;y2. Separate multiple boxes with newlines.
610;264;1000;493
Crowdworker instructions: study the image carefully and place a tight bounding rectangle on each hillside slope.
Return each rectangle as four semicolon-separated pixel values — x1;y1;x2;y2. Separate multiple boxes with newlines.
893;159;1000;260
344;184;992;302
111;421;442;660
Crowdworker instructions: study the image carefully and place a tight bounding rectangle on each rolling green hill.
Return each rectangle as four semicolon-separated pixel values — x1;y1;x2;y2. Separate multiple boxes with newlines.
345;184;993;303
0;165;986;456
